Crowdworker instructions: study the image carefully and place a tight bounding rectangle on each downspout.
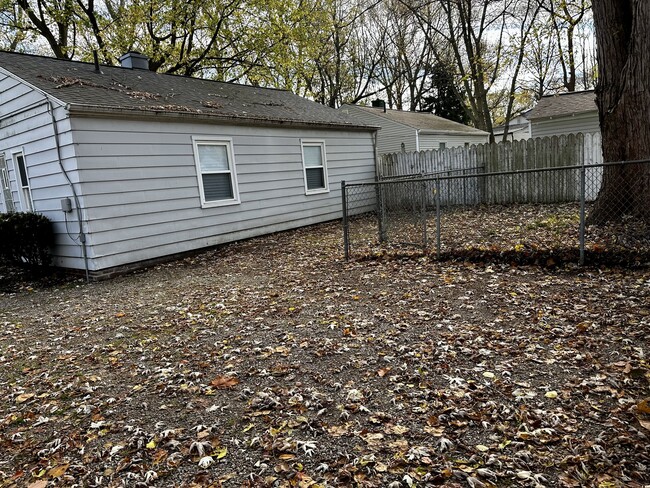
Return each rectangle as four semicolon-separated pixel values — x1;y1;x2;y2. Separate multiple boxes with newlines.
415;129;420;152
372;129;380;179
46;100;90;282
372;128;386;244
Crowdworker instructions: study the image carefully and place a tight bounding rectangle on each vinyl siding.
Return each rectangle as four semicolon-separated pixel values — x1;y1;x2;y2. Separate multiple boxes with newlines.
530;112;600;139
340;105;417;154
341;105;490;154
0;72;86;269
69;116;376;271
418;133;489;151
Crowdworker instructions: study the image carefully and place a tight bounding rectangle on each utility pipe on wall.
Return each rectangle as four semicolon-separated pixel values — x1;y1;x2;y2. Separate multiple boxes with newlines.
46;99;90;282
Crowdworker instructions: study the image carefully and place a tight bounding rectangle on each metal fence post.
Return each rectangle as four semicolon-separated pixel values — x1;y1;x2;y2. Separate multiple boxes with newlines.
421;179;428;249
341;180;350;260
579;163;586;266
435;176;441;259
376;176;387;243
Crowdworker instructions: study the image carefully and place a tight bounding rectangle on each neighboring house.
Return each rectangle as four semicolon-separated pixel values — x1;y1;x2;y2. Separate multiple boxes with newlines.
340;102;490;155
526;90;599;139
492;113;531;142
0;51;377;277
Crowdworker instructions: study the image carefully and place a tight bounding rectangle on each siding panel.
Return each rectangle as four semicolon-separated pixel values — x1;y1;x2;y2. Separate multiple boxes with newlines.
418;133;489;150
71;116;376;271
0;72;86;269
341;105;490;154
341;105;415;154
530;112;600;138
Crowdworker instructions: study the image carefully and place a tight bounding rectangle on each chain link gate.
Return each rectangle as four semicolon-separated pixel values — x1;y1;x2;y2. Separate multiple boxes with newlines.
377;177;429;249
342;178;432;259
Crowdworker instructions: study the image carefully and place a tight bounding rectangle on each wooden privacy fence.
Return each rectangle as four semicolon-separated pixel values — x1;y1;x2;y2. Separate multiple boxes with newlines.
379;133;603;205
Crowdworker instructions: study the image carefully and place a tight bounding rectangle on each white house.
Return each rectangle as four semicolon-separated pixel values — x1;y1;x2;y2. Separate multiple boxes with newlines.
0;51;378;277
492;114;531;142
526;90;599;138
340;103;489;155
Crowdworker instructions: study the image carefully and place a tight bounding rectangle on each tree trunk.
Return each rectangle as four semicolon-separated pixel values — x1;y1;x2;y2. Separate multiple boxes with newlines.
589;0;650;224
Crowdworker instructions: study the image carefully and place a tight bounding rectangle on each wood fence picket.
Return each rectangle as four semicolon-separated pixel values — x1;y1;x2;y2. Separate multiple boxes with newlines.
379;133;602;205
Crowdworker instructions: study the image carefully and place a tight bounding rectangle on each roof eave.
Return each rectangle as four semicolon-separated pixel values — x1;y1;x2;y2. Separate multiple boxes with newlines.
418;129;490;136
0;65;67;108
65;103;379;132
356;107;489;134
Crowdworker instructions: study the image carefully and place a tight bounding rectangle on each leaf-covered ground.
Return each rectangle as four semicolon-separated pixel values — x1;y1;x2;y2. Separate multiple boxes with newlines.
1;214;649;487
347;203;650;267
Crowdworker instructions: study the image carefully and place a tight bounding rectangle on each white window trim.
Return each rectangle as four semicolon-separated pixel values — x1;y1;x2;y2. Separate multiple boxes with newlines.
191;136;240;208
12;149;34;212
300;139;329;195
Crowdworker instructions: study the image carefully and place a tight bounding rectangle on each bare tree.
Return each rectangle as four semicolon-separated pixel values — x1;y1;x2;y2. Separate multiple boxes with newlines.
403;0;526;138
306;0;384;107
539;0;592;92
498;0;541;141
520;22;561;99
370;0;436;110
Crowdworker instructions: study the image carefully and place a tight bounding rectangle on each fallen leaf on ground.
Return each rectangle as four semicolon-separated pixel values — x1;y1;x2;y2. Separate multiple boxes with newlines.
210;376;240;388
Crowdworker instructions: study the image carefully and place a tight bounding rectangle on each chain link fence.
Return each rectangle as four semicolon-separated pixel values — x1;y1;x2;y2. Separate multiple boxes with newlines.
342;161;650;265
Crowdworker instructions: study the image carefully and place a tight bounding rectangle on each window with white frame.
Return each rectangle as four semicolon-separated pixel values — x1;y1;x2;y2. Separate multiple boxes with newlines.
192;138;239;207
301;140;328;194
13;151;33;212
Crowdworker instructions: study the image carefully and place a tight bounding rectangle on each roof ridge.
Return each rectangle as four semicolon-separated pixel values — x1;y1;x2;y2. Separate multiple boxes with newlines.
0;49;293;95
350;105;487;134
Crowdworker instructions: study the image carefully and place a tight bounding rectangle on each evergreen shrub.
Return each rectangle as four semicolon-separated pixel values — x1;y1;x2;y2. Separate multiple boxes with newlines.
0;212;54;268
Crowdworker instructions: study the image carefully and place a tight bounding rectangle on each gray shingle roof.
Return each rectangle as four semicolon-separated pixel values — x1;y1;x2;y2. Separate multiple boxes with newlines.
0;51;373;130
526;90;597;120
347;105;489;135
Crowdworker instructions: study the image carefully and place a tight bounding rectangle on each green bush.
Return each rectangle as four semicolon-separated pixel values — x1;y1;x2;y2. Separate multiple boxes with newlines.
0;212;54;268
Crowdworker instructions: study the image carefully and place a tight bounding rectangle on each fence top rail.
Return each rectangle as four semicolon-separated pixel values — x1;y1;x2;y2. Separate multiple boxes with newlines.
344;159;650;188
379;167;480;180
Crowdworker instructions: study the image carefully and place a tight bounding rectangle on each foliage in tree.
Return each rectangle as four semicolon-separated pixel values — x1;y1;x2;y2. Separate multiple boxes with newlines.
419;62;469;124
3;0;600;136
10;0;77;58
520;21;560;99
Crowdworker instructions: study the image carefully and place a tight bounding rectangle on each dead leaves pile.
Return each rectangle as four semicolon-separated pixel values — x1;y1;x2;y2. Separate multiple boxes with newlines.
1;219;649;487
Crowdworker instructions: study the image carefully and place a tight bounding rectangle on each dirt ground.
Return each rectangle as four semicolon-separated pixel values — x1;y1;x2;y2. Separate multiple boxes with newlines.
1;218;649;487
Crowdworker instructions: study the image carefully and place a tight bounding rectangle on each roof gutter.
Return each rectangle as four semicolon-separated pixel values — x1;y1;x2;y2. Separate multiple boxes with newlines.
65;103;379;132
